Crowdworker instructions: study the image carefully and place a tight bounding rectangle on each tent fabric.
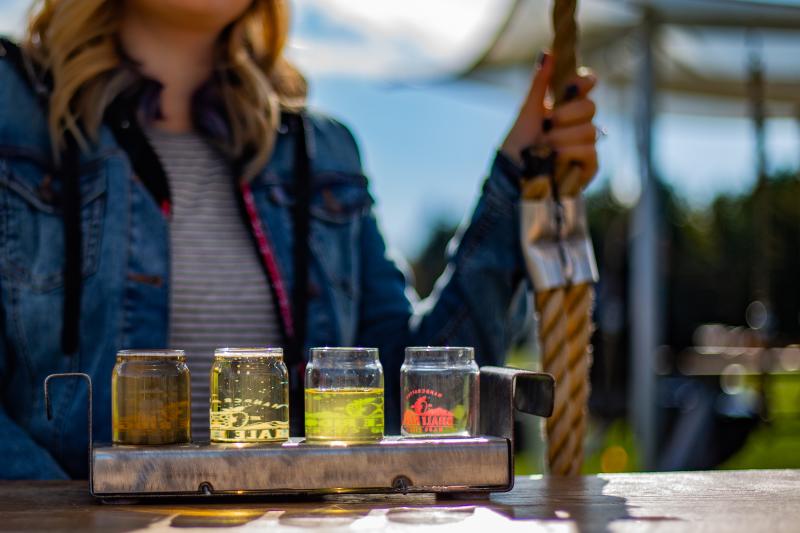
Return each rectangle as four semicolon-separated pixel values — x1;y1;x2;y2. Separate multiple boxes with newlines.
289;0;800;114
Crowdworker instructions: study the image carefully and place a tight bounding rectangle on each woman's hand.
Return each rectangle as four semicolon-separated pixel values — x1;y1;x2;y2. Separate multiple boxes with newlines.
501;52;598;187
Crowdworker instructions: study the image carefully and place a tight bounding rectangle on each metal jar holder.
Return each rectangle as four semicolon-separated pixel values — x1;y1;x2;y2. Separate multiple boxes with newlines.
44;366;553;501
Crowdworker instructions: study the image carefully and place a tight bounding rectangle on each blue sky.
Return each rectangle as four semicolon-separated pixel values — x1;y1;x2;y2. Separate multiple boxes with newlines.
1;1;798;257
308;75;799;255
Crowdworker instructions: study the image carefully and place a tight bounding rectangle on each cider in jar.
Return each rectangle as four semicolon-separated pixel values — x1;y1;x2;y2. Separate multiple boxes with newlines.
304;347;384;443
112;349;191;445
209;347;289;443
304;387;384;443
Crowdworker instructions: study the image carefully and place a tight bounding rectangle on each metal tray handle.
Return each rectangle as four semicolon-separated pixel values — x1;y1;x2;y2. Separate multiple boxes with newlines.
44;373;93;490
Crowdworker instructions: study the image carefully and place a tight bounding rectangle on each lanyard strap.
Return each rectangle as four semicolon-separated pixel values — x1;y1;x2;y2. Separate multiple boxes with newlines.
288;112;311;367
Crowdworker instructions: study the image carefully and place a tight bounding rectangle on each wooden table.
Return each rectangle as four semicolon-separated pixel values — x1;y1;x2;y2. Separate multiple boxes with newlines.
0;470;797;532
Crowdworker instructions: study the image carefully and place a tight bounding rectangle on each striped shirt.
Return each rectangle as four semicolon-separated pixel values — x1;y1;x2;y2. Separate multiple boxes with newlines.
148;129;282;440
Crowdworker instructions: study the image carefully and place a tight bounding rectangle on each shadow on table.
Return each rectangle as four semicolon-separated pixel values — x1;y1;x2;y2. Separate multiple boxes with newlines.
0;477;682;532
487;476;680;533
93;480;678;533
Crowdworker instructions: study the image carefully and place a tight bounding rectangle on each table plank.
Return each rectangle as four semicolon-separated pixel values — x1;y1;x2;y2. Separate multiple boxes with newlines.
0;470;798;532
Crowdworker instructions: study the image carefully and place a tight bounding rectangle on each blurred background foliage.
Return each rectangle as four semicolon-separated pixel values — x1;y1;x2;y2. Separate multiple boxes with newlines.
410;168;800;474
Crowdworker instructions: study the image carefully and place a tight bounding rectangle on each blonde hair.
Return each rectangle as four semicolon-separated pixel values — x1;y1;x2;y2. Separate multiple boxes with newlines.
23;0;306;179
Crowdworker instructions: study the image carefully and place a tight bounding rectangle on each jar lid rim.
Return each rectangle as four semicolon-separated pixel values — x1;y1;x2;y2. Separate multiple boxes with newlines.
215;347;283;358
405;346;474;352
117;349;185;358
310;347;378;354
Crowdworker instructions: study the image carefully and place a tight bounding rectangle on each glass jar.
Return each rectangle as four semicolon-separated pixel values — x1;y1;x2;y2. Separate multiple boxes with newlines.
304;347;384;443
209;347;289;443
111;349;191;445
401;347;479;437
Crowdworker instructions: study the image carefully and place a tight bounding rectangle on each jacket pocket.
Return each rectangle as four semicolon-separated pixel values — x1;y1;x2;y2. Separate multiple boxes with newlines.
265;170;371;343
308;172;371;344
305;172;370;296
270;171;371;292
266;170;371;222
0;158;107;292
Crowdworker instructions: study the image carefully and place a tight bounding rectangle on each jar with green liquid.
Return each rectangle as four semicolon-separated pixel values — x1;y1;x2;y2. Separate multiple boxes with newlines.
304;347;384;443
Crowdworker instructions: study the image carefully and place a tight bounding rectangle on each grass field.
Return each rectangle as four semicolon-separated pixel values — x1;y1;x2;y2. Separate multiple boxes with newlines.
720;375;800;470
512;366;800;473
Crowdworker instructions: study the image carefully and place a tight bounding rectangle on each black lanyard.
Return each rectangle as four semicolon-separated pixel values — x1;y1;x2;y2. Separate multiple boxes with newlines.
288;112;311;368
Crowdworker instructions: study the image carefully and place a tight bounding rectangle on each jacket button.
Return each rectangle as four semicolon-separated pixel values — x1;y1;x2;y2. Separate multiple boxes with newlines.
339;279;352;294
308;281;321;299
38;174;54;204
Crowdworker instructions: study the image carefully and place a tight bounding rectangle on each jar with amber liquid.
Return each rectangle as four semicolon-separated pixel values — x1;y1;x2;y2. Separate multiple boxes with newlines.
304;347;384;443
112;349;191;445
210;347;289;443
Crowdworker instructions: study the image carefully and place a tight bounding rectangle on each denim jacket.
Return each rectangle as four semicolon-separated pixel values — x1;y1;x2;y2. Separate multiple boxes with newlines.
0;46;529;479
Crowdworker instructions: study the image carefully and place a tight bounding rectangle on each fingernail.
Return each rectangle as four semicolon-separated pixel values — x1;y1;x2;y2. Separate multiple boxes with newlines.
564;83;578;102
542;118;553;133
538;51;549;67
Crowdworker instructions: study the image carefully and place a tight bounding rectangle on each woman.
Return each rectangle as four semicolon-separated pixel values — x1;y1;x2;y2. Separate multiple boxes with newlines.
0;0;598;479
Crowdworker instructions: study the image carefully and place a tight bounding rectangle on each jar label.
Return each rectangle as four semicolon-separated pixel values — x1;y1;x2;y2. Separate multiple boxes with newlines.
402;388;458;434
210;398;289;442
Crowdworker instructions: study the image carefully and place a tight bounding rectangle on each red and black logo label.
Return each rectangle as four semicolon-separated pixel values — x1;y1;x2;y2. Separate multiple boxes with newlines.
402;388;455;434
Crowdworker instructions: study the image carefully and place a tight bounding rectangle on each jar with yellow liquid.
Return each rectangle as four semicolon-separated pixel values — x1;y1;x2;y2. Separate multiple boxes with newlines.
210;347;289;443
304;347;384;443
112;349;191;445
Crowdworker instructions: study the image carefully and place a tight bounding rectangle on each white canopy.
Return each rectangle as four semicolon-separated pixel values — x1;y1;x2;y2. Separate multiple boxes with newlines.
290;0;800;117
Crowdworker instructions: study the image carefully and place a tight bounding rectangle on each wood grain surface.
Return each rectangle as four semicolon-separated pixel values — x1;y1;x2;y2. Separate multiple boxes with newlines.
0;470;798;532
